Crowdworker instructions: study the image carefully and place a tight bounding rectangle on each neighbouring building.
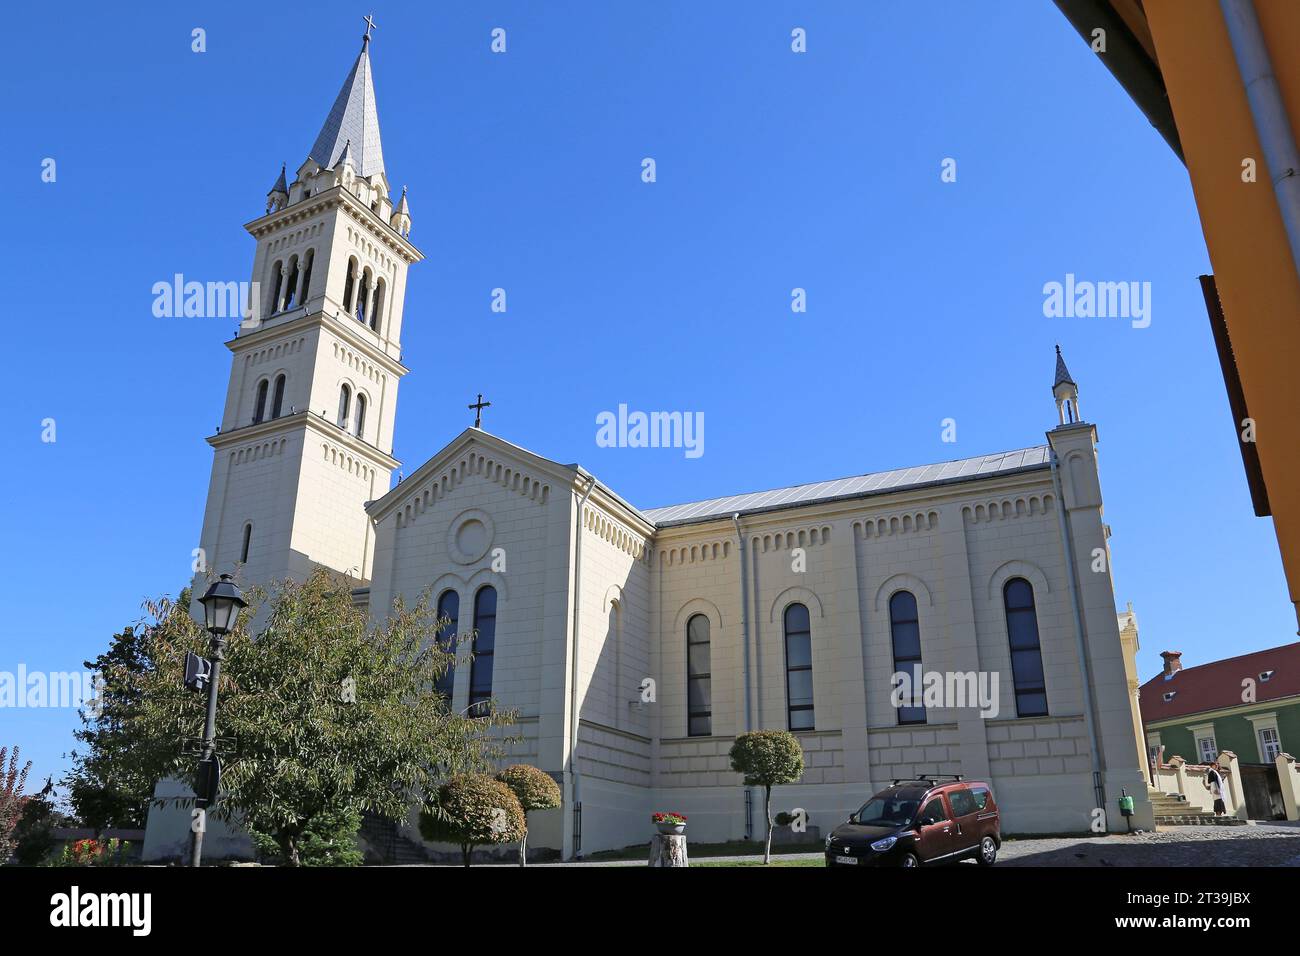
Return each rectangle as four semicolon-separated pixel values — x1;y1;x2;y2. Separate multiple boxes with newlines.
145;27;1155;861
1141;642;1300;819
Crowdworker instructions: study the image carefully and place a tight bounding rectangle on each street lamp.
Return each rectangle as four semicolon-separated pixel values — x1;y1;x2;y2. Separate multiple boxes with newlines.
190;573;247;867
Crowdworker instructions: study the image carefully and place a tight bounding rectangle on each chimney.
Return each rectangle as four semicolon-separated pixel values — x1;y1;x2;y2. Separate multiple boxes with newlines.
1160;651;1183;677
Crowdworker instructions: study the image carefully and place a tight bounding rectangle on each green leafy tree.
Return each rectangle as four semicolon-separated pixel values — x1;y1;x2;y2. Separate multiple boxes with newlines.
496;764;561;866
0;746;33;863
420;773;526;867
12;779;68;866
65;623;165;834
249;807;364;867
111;569;515;865
728;730;805;864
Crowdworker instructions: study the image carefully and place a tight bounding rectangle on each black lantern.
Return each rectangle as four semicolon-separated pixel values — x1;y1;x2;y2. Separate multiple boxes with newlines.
198;574;247;635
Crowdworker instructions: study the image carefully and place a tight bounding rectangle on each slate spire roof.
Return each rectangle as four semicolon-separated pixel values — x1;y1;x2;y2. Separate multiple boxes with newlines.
309;37;385;178
1054;345;1076;388
268;163;288;196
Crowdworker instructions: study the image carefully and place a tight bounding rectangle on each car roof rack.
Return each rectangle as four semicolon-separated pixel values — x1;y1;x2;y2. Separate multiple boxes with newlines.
890;774;964;786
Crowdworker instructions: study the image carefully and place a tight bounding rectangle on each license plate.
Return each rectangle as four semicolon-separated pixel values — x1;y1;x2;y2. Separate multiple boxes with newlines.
834;855;857;865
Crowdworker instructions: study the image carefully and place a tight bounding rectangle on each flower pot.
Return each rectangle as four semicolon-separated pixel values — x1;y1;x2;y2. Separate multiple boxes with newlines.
656;823;686;835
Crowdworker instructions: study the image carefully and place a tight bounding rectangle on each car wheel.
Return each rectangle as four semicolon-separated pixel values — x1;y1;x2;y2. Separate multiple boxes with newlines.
977;836;997;866
900;852;919;868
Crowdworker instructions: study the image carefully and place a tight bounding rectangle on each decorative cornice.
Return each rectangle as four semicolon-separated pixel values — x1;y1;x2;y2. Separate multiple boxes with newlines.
227;308;408;380
245;184;423;263
855;509;938;538
962;493;1055;525
392;448;552;530
583;504;650;561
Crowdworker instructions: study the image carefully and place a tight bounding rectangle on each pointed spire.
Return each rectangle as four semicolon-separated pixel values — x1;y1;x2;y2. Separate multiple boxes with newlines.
394;185;409;214
336;138;356;173
309;32;385;178
267;163;288;196
1053;344;1076;388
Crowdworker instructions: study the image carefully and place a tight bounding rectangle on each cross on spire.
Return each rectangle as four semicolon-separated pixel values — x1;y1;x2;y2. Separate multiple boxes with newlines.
362;13;378;48
468;393;491;429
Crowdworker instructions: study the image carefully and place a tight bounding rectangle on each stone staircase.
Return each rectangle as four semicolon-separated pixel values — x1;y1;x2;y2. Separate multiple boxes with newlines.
359;811;431;865
1148;790;1247;827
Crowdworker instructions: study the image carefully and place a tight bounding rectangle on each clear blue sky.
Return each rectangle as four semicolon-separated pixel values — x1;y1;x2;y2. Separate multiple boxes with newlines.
4;1;1293;790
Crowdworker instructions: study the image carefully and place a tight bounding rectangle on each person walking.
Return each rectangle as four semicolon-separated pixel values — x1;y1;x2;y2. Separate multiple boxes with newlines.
1205;761;1228;817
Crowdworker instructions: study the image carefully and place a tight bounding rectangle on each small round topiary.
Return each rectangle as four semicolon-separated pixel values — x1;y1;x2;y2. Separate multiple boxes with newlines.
496;764;562;813
420;773;526;867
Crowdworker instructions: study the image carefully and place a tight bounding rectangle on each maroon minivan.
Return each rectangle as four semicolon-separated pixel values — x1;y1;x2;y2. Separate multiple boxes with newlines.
825;775;1001;867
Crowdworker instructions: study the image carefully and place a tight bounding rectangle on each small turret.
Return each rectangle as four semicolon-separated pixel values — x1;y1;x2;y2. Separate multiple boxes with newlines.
390;185;411;237
1053;345;1081;425
266;163;289;213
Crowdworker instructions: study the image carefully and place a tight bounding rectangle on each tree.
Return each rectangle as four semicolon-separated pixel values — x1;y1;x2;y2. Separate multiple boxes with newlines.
249;807;364;867
65;623;165;835
728;730;804;864
12;778;67;866
110;569;516;865
420;773;526;867
496;764;561;866
0;746;33;863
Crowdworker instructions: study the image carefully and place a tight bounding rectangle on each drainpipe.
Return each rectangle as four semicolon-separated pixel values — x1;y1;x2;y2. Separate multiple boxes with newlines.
567;473;597;858
732;514;753;732
1050;449;1107;817
1221;0;1300;281
732;512;754;841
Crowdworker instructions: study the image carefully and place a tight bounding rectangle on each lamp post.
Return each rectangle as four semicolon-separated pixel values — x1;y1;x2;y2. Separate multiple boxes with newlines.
191;573;247;868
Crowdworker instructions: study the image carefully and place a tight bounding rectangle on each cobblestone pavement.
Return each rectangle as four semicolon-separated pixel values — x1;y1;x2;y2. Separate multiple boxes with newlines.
996;823;1300;867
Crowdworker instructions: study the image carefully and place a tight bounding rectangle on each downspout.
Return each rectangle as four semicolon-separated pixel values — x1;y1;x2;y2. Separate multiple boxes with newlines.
1049;449;1107;817
567;473;597;858
732;514;752;732
732;512;754;841
1221;0;1300;280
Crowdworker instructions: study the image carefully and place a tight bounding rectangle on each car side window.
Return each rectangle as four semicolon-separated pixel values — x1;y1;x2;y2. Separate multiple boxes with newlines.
971;788;990;811
919;797;948;824
948;789;975;817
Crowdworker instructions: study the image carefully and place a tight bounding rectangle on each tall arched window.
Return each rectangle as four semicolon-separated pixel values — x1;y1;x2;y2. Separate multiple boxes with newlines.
889;590;926;725
271;374;286;419
434;589;459;701
240;523;252;564
343;259;357;315
356;269;372;323
268;261;283;315
354;393;367;439
298;249;314;307
686;613;711;737
337;384;351;429
1004;578;1048;717
282;255;299;310
468;585;497;714
783;603;814;730
253;379;268;424
370;278;386;332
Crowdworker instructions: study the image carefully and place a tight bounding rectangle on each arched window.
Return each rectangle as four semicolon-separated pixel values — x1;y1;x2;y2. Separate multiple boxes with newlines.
889;590;926;725
271;374;286;419
783;603;814;730
434;589;459;701
370;278;386;332
356;269;372;323
240;523;252;563
354;393;367;438
282;255;299;310
298;249;314;307
343;259;357;315
253;379;268;424
1004;578;1048;717
337;384;351;429
686;613;711;737
468;585;497;714
268;260;283;315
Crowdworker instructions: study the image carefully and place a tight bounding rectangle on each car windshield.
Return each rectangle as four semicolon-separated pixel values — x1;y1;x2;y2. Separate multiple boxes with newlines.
852;795;920;827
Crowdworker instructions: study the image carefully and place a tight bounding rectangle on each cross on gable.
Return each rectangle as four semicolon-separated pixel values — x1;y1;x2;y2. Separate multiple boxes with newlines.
468;393;491;429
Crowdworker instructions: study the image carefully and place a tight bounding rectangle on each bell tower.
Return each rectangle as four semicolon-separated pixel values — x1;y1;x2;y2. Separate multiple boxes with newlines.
194;24;422;592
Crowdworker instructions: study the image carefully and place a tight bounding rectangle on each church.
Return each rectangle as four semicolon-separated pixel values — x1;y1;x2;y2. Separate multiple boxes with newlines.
145;28;1155;861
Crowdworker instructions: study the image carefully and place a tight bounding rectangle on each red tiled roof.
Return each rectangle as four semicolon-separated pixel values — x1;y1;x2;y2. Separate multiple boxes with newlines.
1140;642;1300;724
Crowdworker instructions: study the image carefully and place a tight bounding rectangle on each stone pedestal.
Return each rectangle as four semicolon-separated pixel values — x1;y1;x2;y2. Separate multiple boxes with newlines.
648;833;688;867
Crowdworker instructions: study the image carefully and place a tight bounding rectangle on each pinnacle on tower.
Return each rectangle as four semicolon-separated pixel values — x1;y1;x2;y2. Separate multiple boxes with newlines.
1052;345;1081;426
